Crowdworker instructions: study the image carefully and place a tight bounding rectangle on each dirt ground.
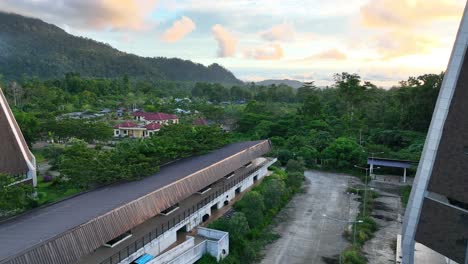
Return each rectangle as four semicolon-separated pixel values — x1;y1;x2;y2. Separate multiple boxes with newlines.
259;170;360;264
363;182;403;264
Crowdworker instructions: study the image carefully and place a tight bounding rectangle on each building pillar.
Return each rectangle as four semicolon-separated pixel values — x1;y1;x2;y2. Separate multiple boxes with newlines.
402;238;415;264
464;241;468;264
370;163;374;179
403;168;407;183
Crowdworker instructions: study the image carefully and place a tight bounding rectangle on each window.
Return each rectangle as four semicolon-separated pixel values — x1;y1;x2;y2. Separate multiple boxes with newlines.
160;203;180;216
464;146;468;155
115;130;120;135
197;185;212;194
123;130;128;135
104;230;132;248
225;172;235;179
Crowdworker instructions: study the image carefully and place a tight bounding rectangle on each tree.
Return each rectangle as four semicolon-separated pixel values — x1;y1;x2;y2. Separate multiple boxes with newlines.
13;111;40;146
286;159;305;173
322;137;366;169
260;178;287;212
0;174;35;214
334;72;367;117
234;191;265;228
301;94;322;118
286;172;304;191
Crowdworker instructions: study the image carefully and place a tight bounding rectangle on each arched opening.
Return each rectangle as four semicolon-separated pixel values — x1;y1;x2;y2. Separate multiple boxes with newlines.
224;200;229;206
202;214;210;222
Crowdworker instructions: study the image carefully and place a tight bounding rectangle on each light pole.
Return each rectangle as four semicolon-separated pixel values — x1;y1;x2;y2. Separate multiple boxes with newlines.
368;151;384;178
354;165;370;216
322;214;364;264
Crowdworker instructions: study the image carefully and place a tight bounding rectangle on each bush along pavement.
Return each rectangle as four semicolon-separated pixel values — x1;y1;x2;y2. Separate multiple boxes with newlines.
201;159;305;264
341;187;379;264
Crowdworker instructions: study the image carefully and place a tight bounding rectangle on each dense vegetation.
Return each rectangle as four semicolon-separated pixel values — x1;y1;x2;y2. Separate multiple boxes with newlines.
0;174;36;216
0;69;441;215
230;73;442;170
207;163;305;264
0;12;241;84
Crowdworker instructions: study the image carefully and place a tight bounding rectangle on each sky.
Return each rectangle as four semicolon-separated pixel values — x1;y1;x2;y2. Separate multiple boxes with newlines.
0;0;466;87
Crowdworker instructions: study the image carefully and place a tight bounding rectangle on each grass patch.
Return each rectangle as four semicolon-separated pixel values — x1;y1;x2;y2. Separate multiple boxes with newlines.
32;149;46;163
400;185;412;208
36;176;80;205
342;185;379;263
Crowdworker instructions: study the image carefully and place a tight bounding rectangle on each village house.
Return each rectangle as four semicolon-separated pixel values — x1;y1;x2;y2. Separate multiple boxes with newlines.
113;121;162;138
132;112;179;125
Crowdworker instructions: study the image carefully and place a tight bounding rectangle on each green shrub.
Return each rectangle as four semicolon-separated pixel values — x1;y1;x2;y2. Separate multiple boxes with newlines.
342;246;367;264
401;185;412;207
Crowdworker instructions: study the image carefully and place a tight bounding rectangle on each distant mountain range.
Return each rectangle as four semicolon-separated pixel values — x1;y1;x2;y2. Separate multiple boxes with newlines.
256;79;304;88
0;12;242;84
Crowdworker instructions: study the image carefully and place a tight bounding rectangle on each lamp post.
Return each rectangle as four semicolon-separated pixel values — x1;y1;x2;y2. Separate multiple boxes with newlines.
354;165;370;216
369;151;384;178
354;165;381;217
322;214;364;264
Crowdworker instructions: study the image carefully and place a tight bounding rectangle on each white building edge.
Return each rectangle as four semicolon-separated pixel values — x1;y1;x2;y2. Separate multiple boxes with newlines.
401;3;468;264
0;87;37;186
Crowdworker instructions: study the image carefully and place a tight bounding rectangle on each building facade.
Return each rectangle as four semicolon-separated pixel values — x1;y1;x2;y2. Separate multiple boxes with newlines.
113;122;161;138
0;87;36;186
0;140;273;264
402;4;468;264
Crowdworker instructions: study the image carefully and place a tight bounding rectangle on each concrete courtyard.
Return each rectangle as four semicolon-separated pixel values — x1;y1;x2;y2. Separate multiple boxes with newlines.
260;170;360;264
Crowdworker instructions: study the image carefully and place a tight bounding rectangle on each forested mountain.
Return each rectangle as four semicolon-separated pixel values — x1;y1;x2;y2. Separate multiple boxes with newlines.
0;12;242;84
256;79;303;88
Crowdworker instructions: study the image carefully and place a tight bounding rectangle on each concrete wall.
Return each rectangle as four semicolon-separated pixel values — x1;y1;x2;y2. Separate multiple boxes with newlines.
198;228;229;261
150;237;195;264
118;229;177;264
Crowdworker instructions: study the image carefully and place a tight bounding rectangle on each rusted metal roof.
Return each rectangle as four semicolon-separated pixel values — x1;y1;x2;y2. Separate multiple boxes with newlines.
0;139;271;264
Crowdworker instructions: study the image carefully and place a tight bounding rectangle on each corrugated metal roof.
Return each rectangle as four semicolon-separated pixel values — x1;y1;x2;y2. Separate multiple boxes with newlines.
367;157;414;169
0;140;271;264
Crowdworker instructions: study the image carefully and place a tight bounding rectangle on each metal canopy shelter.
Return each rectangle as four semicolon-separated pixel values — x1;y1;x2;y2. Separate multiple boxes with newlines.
367;157;416;183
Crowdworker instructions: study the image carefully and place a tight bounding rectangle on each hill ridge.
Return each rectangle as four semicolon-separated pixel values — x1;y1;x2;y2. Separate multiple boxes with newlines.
0;12;242;84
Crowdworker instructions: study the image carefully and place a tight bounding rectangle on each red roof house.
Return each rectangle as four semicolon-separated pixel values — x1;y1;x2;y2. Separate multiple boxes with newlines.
132;112;178;124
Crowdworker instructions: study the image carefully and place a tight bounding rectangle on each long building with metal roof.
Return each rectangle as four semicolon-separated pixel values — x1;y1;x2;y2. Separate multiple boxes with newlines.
0;139;273;264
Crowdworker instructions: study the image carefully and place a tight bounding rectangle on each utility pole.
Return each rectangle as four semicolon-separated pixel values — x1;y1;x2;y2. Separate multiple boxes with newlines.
354;165;369;216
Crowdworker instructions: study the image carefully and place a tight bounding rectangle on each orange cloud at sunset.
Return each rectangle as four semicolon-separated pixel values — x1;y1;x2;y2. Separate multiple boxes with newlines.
372;31;440;59
305;49;347;60
89;0;158;30
212;24;237;57
360;0;463;28
161;16;196;42
261;23;296;42
245;44;284;60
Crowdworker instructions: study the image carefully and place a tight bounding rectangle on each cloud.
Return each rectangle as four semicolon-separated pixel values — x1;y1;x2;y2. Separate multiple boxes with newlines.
245;44;284;60
305;49;347;60
211;24;237;57
372;31;440;59
0;0;158;30
261;23;296;42
161;16;196;42
360;0;463;28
